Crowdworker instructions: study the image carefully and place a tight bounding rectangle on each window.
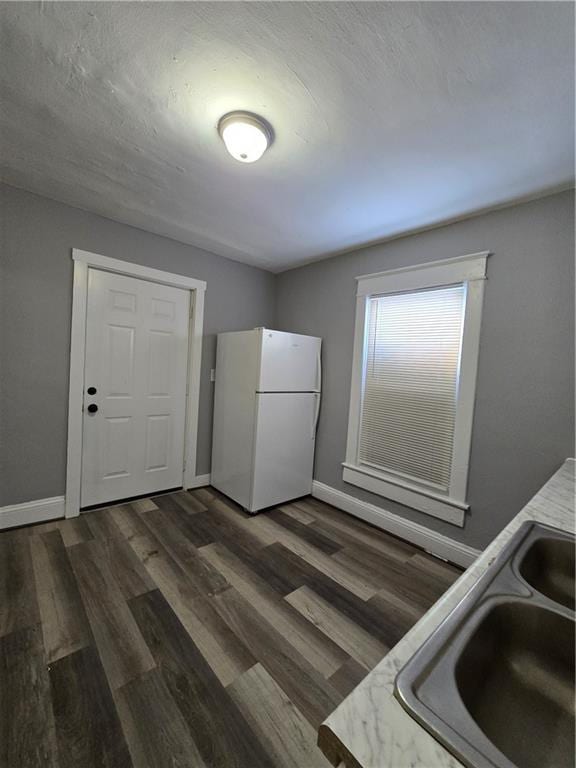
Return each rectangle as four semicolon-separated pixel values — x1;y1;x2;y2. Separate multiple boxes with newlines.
344;252;489;526
359;284;465;487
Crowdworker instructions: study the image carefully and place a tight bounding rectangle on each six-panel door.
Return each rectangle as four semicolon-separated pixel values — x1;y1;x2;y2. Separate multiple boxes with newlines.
81;269;190;507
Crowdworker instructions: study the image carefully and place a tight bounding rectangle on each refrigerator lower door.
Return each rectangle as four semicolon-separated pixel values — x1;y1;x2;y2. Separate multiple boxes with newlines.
249;392;318;513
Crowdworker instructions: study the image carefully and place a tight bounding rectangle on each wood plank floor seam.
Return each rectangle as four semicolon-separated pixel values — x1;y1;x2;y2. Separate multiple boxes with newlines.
0;486;461;767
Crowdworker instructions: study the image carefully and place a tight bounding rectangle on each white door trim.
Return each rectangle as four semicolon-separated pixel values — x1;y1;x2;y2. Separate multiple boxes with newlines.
65;248;206;518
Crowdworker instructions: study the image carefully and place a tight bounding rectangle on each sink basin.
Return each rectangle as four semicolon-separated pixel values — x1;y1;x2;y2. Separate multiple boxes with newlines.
455;603;574;768
519;537;575;610
395;521;575;768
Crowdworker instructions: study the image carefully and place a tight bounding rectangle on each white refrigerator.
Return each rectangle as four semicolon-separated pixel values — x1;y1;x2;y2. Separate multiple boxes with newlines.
211;328;322;513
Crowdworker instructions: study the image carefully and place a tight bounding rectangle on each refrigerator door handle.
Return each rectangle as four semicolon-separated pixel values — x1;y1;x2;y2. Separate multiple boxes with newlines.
316;348;322;393
312;393;321;438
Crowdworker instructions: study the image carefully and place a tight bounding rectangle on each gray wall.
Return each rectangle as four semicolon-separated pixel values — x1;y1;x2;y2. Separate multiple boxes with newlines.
0;183;276;506
2;183;573;550
275;190;575;549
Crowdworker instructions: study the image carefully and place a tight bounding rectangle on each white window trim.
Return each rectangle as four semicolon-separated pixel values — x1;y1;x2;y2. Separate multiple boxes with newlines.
65;249;206;518
344;251;489;527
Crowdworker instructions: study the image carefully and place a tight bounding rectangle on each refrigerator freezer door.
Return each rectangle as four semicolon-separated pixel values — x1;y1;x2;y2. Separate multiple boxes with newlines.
258;330;321;392
249;392;318;512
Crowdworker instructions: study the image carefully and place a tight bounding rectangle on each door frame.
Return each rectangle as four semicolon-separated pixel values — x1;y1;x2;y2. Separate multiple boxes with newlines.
65;248;206;518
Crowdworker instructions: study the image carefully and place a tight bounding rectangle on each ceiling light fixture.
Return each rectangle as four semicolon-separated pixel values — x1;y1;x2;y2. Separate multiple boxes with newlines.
218;111;273;163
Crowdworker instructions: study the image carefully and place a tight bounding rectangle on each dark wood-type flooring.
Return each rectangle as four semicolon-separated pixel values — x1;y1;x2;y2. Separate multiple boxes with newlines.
0;486;462;768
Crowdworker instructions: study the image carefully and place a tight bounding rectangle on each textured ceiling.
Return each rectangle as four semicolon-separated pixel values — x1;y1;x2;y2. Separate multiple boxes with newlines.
0;2;573;271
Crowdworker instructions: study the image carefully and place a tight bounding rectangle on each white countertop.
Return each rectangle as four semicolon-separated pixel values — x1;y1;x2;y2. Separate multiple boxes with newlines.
318;459;575;768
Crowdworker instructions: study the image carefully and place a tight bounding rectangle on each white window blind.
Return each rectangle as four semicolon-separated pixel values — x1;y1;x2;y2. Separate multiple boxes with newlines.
358;284;466;490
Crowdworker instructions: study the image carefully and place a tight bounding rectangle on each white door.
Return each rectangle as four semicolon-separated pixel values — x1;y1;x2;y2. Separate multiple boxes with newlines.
250;392;319;512
258;330;321;392
81;269;190;507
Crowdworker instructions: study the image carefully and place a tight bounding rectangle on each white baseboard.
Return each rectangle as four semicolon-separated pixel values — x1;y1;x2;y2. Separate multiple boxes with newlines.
186;474;211;489
312;480;480;568
0;496;65;530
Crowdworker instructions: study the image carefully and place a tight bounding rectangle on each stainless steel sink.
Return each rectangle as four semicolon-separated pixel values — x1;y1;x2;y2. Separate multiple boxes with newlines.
395;521;575;768
519;536;575;610
455;602;574;768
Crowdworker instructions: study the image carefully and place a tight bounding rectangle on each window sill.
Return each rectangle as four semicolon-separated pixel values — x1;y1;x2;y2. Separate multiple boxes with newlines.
341;463;467;526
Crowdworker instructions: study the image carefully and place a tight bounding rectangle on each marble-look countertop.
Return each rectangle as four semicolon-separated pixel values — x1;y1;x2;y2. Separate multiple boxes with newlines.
318;458;575;768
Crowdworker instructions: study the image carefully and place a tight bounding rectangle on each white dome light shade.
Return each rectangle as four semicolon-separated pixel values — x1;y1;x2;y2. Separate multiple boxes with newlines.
218;112;272;163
